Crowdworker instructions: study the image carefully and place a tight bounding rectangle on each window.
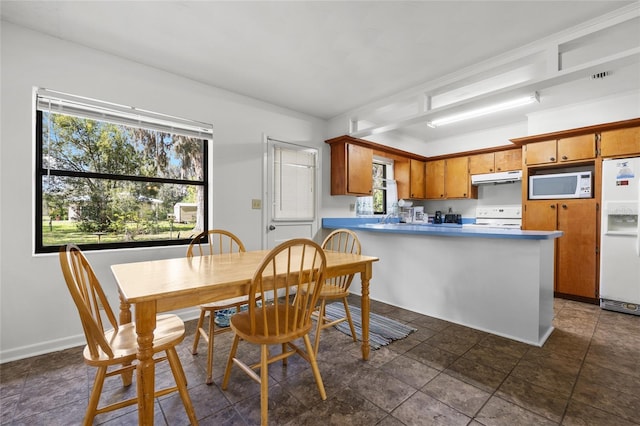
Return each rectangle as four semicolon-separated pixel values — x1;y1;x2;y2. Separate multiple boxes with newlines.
35;89;211;253
372;162;387;214
272;143;316;221
357;158;396;216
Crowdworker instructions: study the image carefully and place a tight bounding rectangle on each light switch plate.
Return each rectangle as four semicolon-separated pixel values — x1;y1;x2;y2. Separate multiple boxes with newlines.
251;199;262;209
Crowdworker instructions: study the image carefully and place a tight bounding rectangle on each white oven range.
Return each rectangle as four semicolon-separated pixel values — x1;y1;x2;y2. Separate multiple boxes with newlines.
462;205;522;229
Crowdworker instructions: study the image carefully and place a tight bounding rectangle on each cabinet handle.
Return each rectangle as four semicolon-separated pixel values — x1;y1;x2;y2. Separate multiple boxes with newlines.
490;168;494;172
496;167;501;171
562;155;568;160
562;204;568;209
550;205;556;209
550;157;556;161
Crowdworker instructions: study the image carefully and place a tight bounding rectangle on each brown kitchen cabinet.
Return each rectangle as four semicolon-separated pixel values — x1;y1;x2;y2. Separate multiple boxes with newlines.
409;159;426;199
523;200;599;300
396;158;426;199
600;127;640;157
469;148;522;174
328;140;373;195
525;134;596;166
445;156;475;198
425;159;445;199
426;157;476;199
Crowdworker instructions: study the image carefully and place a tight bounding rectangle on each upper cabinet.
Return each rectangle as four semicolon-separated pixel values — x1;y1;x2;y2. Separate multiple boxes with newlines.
600;127;640;157
426;157;477;199
327;138;373;196
326;135;429;197
524;134;596;166
469;148;522;174
446;156;475;199
425;160;445;199
396;159;426;199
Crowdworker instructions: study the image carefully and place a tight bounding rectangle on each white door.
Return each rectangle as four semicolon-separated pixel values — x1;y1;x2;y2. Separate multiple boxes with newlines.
264;137;318;249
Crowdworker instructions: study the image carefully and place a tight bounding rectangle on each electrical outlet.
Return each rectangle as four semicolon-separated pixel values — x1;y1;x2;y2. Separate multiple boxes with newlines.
349;203;355;211
251;199;262;209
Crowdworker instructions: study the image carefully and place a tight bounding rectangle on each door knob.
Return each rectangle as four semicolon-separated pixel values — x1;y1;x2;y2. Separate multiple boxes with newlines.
269;225;276;230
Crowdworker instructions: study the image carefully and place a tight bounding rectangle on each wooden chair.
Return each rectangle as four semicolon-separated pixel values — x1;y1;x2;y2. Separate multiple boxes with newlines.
310;229;361;355
221;238;327;426
187;229;249;384
58;244;197;426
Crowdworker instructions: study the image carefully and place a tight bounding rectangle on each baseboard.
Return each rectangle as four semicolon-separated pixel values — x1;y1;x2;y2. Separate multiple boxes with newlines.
0;307;201;364
554;292;598;305
0;334;86;364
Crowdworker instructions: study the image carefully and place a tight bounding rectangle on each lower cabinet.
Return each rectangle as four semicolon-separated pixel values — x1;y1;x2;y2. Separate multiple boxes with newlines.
524;200;599;300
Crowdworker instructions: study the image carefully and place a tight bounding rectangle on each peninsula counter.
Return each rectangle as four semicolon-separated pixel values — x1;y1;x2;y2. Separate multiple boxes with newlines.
322;218;563;347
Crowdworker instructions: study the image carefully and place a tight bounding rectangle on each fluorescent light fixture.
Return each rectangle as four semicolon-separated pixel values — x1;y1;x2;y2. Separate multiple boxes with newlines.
427;92;539;128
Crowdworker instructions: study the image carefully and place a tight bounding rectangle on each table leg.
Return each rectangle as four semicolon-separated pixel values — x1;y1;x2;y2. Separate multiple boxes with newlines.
118;292;134;386
118;291;132;325
360;262;372;361
135;301;157;426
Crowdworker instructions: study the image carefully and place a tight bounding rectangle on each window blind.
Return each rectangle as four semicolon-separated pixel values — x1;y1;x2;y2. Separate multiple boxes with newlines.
35;88;213;140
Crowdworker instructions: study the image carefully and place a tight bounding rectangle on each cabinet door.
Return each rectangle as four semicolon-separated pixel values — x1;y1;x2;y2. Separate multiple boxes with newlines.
445;156;470;198
409;159;425;199
525;140;557;165
494;148;522;171
557;134;596;162
394;160;410;200
523;202;557;231
425;160;445;199
347;144;373;195
469;153;495;174
600;127;640;157
556;201;598;298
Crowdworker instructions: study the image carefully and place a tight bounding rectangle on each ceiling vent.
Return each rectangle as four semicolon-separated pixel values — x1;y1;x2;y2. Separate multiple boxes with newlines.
591;71;611;80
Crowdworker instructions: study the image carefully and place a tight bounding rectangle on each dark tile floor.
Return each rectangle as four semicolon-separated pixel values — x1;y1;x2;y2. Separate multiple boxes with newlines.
1;296;639;425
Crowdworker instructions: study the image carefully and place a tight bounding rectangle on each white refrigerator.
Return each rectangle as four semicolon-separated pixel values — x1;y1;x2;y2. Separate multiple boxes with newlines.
600;156;640;315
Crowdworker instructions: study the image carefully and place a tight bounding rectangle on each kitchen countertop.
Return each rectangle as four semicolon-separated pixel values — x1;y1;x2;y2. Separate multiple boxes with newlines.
322;218;562;240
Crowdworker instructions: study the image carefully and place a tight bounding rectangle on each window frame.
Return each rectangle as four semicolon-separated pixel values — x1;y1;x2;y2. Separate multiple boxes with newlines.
35;110;209;254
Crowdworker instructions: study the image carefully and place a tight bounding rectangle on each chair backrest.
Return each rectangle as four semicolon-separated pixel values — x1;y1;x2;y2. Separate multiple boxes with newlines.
59;244;118;359
321;229;361;291
247;238;326;339
186;229;246;257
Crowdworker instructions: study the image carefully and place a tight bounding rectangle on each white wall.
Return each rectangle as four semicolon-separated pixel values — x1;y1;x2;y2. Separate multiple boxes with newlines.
527;91;640;135
0;23;328;362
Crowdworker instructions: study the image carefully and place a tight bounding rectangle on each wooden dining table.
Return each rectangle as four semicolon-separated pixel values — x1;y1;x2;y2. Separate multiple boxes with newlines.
111;249;378;426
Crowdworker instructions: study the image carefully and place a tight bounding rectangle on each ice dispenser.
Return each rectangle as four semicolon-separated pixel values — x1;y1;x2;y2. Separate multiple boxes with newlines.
604;202;638;236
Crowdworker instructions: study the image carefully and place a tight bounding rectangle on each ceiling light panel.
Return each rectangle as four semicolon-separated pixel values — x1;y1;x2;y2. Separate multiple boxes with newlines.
428;92;540;127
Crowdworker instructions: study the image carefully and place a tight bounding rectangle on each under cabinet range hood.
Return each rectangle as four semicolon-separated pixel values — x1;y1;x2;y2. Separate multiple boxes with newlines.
471;170;522;185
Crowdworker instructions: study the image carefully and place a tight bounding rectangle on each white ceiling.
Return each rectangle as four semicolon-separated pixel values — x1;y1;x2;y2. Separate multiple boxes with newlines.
1;1;638;137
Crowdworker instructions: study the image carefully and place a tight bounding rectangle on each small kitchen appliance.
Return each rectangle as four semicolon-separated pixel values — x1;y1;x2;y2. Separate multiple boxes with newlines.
462;206;522;229
434;210;442;224
529;171;592;200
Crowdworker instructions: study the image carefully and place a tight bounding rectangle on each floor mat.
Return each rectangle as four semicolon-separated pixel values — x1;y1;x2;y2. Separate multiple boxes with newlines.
323;303;417;350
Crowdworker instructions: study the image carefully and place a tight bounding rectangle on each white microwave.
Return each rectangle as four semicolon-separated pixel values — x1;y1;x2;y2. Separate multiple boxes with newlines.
529;171;592;200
